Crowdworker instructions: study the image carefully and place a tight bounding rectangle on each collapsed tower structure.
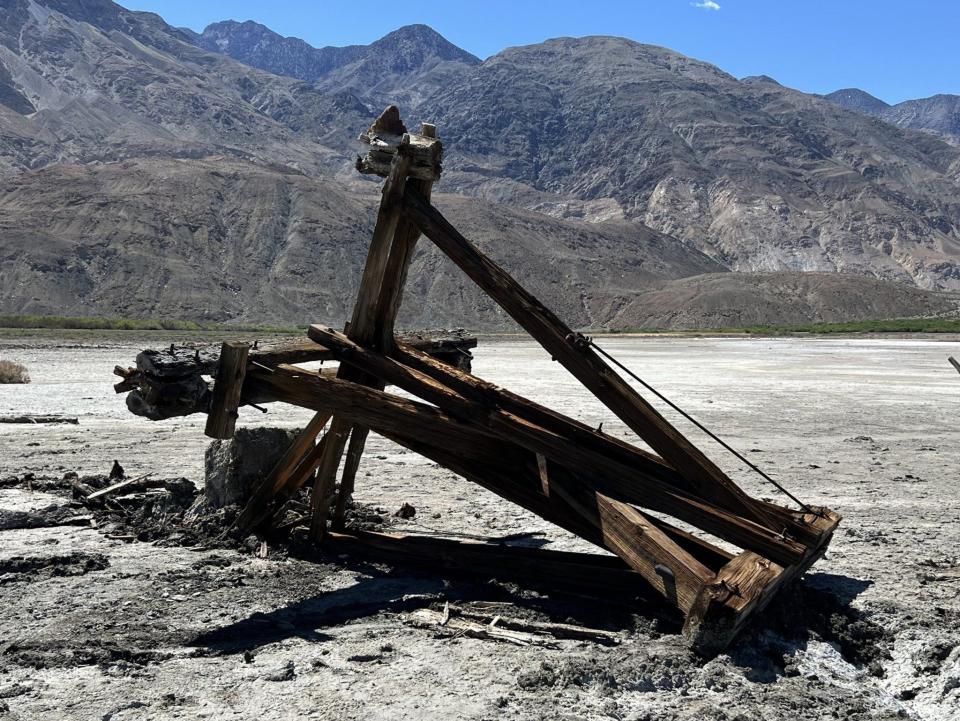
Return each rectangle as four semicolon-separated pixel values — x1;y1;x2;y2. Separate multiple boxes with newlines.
116;107;840;654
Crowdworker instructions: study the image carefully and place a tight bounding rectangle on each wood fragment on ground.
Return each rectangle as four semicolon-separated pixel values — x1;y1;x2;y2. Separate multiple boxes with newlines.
403;605;620;647
0;415;78;424
85;474;152;501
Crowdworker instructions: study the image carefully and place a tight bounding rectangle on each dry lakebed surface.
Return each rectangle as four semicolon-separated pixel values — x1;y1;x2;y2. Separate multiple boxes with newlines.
0;331;958;721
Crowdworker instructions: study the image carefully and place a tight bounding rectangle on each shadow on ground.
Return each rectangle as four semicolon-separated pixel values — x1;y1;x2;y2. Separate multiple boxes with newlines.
189;556;680;657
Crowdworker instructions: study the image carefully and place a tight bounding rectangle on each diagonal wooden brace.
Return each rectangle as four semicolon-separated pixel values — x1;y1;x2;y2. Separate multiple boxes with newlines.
401;187;789;535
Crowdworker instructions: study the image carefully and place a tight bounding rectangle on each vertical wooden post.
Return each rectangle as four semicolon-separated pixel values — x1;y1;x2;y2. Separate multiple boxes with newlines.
308;128;421;540
331;122;441;530
308;417;352;540
204;341;249;439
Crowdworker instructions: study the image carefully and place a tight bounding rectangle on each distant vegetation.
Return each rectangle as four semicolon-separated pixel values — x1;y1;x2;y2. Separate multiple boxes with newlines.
0;315;304;334
0;359;30;384
608;318;960;335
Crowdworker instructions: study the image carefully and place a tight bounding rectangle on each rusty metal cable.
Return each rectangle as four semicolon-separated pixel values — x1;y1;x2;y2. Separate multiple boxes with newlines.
585;337;816;515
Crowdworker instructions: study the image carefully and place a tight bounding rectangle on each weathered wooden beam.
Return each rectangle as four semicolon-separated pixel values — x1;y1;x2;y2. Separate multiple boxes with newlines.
682;506;841;654
121;335;474;422
308;417;352;540
305;143;416;540
547;476;714;613
324;530;657;600
205;341;249;439
331;121;444;529
393;340;687;487
401;188;783;533
345;421;728;611
330;426;369;531
305;326;810;565
0;415;78;425
356;106;442;182
245;365;808;566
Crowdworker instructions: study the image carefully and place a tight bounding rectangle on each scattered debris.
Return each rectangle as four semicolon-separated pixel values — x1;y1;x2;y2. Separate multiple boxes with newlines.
0;504;91;531
86;473;152;501
406;608;562;648
0;415;77;424
394;502;416;519
0;552;109;583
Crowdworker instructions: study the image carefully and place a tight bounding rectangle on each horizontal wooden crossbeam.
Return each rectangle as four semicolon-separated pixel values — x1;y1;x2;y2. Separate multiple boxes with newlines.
244;363;810;567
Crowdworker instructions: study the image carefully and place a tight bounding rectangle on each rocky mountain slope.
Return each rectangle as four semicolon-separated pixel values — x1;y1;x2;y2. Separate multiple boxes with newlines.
0;0;959;327
606;272;960;330
421;39;960;291
202;23;960;291
0;158;730;329
2;158;956;329
0;0;371;176
826;88;960;145
194;21;480;110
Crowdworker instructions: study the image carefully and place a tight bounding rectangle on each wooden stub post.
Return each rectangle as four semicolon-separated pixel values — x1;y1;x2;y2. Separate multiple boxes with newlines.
204;341;250;439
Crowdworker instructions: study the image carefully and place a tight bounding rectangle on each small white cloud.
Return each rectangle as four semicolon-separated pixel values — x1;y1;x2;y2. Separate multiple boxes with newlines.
692;0;721;9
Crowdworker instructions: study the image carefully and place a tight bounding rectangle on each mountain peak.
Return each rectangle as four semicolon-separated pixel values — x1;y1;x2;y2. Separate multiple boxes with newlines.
368;24;480;68
741;74;781;86
193;20;479;85
824;88;891;115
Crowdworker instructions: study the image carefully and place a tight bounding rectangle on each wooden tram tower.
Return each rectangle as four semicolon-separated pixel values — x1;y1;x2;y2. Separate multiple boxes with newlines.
167;107;841;653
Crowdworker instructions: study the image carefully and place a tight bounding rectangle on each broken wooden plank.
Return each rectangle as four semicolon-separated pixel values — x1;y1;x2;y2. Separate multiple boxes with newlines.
235;411;332;532
85;473;152;501
448;605;621;644
331;426;369;531
205;341;250;439
308;417;352;541
0;415;78;424
405;608;560;647
324;529;656;599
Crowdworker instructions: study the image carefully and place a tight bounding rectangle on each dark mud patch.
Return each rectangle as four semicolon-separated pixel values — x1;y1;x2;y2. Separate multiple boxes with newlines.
2;639;172;670
517;643;697;693
745;580;890;667
0;552;109;583
0;504;90;530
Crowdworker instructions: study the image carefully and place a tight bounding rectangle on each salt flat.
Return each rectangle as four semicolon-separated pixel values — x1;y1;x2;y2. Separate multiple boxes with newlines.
0;333;958;720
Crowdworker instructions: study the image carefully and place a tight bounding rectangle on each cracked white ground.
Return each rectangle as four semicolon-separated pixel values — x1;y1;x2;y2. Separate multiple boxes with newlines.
0;333;958;721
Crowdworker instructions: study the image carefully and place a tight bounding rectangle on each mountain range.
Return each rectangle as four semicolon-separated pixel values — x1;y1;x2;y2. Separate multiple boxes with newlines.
824;88;960;146
0;0;959;329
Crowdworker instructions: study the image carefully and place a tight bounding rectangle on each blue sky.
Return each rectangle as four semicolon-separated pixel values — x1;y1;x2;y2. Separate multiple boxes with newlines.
126;0;959;104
